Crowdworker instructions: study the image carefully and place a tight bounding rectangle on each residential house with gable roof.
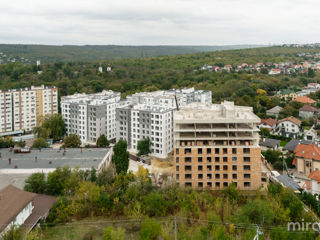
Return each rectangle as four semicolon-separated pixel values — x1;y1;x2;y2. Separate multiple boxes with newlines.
275;116;302;139
293;144;320;176
299;105;319;119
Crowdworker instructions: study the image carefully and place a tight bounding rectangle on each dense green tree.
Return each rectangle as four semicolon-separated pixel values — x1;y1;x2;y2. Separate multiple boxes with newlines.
137;138;151;156
96;134;109;147
46;166;72;195
24;173;46;194
1;225;24;240
112;139;129;174
140;219;162;240
32;138;49;148
63;134;81;148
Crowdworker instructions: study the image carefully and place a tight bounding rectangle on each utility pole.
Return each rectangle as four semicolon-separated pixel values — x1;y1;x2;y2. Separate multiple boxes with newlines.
174;216;177;240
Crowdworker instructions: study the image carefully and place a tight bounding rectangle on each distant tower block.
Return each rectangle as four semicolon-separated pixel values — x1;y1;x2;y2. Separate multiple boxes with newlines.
98;66;103;73
107;64;112;72
36;60;40;66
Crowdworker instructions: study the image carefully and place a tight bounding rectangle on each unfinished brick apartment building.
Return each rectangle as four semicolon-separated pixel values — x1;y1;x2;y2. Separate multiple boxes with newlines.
174;101;262;190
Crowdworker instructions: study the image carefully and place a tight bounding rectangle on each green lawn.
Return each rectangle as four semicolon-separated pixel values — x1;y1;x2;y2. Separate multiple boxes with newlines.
280;141;288;147
303;126;311;130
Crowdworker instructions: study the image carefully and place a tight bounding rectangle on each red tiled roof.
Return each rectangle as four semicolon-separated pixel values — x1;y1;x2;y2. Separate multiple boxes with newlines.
309;170;320;183
303;181;311;190
292;158;297;165
295;144;320;161
260;118;278;127
278;116;301;126
294;96;316;104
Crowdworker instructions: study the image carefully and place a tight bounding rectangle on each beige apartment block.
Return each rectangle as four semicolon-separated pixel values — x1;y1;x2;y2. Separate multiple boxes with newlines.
0;85;58;134
174;101;262;190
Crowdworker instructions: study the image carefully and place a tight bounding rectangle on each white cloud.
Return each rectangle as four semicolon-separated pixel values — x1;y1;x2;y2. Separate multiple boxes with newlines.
0;0;319;45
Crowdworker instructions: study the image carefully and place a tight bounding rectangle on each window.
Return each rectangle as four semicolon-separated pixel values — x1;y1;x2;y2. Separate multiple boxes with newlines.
176;174;179;180
185;182;192;187
215;165;220;170
185;166;192;171
232;148;237;154
244;148;250;154
207;148;211;154
244;165;251;170
198;182;203;188
215;148;219;154
198;165;203;171
207;182;212;188
223;165;228;170
215;182;220;188
223;157;228;162
185;157;192;163
223;174;228;179
185;148;191;154
207;165;212;171
215;173;220;179
176;149;179;154
207;173;212;179
198;157;203;162
176;166;179;171
198;148;202;154
207;157;212;162
244;174;251;179
215;157;220;162
244;182;251;187
223;148;228;154
232;157;237;162
198;174;203;179
176;157;179;163
244;157;250;162
185;174;192;179
232;174;237;179
232;165;237;171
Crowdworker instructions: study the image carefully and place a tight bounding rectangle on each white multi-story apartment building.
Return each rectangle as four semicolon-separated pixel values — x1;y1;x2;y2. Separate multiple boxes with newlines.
116;88;212;158
61;90;121;143
0;85;58;134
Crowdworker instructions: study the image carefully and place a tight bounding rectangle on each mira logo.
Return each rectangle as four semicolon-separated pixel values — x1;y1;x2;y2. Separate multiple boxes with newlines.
288;220;320;232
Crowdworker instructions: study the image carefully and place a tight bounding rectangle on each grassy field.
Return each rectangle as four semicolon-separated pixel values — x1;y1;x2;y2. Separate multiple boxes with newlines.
42;218;145;240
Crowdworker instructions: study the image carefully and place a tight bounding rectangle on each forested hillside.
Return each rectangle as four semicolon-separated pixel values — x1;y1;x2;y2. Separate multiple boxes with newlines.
0;44;264;63
0;46;320;118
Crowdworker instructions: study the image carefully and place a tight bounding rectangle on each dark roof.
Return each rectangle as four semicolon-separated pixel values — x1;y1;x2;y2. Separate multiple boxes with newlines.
260;138;280;148
299;104;319;112
0;185;36;232
23;194;56;232
276;174;301;191
284;139;312;152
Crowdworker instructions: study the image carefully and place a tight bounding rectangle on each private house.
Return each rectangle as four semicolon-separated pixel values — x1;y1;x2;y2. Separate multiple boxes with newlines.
269;69;281;75
299;105;319;119
303;170;320;195
0;185;56;235
266;106;283;118
277;89;297;101
258;118;278;133
275;116;301;139
304;128;318;143
293;144;320;176
260;138;280;151
294;96;316;105
306;83;320;89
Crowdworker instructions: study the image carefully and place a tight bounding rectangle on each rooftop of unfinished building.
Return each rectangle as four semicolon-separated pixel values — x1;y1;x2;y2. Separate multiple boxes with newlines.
62;90;120;104
174;101;260;123
129;88;209;98
0;85;57;93
132;104;174;113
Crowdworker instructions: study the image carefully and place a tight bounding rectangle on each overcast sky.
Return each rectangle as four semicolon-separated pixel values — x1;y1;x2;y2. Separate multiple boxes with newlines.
0;0;318;45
